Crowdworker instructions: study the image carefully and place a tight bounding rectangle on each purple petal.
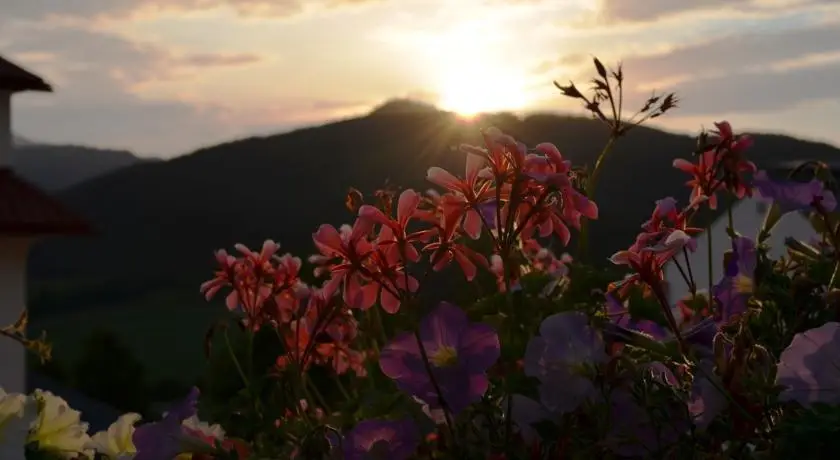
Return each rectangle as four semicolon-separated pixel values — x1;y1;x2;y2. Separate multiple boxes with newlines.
379;331;428;395
754;170;828;214
507;395;549;445
689;361;727;430
776;322;840;406
419;302;469;355
344;418;419;460
539;312;608;364
458;323;501;373
732;236;757;277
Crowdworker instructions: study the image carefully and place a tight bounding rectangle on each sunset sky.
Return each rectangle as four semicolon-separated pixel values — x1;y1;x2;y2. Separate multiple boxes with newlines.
3;0;840;158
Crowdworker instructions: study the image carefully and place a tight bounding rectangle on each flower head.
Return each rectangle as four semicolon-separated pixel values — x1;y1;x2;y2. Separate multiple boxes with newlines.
29;390;92;458
712;236;757;322
523;312;608;413
753;170;837;214
776;322;840;406
379;302;500;415
340;418;419;460
0;389;36;457
133;387;200;460
86;413;141;459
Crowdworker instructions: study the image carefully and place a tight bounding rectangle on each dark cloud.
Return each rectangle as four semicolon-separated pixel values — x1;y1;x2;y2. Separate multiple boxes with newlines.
621;22;840;82
621;58;840;116
2;0;378;22
593;0;834;24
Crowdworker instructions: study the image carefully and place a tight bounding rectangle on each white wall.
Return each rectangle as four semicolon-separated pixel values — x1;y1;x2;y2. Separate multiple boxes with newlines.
0;237;34;396
665;196;817;301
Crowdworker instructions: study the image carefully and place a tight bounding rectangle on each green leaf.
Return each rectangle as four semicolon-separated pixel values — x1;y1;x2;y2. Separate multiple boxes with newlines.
626;285;667;325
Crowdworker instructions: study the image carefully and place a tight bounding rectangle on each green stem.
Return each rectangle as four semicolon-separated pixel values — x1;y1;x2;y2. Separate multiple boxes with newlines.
305;374;332;414
578;136;618;262
706;225;714;307
223;329;250;388
499;248;516;457
727;205;736;239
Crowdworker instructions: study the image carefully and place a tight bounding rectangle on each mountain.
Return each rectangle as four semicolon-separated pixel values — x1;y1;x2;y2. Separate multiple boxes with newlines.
11;142;153;191
28;102;840;291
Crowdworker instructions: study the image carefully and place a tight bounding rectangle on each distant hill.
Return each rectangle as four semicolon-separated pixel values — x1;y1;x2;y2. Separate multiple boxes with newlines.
24;101;840;384
28;101;840;288
11;142;153;191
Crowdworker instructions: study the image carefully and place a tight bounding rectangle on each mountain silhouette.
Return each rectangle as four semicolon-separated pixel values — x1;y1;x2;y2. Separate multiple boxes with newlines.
28;105;840;294
12;142;152;191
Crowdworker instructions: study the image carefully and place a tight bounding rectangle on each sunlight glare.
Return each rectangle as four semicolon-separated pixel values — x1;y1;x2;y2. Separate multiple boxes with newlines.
426;22;532;118
437;71;528;119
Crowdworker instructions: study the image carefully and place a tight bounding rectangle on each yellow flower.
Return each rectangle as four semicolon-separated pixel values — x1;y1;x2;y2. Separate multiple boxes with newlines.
0;388;37;457
28;390;92;459
86;413;141;459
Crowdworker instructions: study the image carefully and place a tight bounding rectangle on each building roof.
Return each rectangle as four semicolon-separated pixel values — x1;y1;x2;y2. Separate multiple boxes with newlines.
0;56;52;93
0;168;91;235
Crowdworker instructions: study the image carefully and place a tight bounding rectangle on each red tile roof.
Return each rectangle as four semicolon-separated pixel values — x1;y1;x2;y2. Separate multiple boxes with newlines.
0;168;91;235
0;56;52;93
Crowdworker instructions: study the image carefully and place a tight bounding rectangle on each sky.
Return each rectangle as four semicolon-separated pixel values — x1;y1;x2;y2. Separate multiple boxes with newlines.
2;0;840;158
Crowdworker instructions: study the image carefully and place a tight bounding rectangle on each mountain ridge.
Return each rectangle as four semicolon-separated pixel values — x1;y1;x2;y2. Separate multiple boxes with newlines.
27;106;840;289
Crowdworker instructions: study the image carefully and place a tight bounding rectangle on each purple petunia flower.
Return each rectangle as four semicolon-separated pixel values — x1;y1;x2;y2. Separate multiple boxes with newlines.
379;302;500;415
133;387;200;460
607;387;689;457
753;170;837;214
338;418;419;460
776;322;840;406
688;360;728;431
605;294;717;344
712;236;757;323
523;312;608;414
605;294;669;340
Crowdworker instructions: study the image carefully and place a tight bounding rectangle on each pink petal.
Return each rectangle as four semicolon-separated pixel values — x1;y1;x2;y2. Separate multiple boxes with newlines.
313;225;344;254
427;167;462;191
380;287;401;314
673;158;695;173
463;209;482;240
465;153;486;182
397;189;421;224
454;250;478;281
358;205;391;226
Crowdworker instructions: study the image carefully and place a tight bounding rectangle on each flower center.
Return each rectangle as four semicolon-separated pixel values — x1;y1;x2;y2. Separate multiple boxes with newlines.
734;274;753;294
430;345;459;368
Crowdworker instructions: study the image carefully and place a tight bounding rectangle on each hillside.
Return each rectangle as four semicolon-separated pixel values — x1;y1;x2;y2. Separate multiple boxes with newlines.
11;142;151;191
24;102;840;383
28;103;840;289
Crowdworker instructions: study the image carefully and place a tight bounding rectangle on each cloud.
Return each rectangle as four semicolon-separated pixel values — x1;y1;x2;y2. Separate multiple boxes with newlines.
177;53;262;67
591;0;833;24
620;21;840;83
2;0;380;22
2;24;335;156
632;58;840;116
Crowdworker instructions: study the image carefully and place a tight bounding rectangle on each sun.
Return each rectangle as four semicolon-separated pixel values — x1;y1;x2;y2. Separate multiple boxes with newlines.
437;70;529;119
416;22;532;119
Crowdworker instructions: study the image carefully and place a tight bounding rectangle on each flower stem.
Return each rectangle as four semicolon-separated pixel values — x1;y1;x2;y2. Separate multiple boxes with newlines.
223;329;250;389
412;331;457;442
706;225;714;311
578;136;618;262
